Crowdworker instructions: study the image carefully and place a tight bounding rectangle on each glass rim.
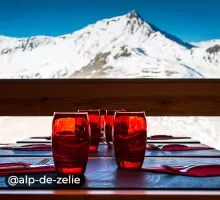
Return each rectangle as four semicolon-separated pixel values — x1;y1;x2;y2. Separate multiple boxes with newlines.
78;109;100;112
106;109;126;115
53;112;89;116
114;111;146;115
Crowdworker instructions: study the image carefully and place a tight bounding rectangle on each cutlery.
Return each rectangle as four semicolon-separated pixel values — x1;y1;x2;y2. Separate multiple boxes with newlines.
30;158;53;168
30;136;51;140
20;144;50;148
0;143;51;150
19;144;51;148
148;144;163;150
148;143;188;150
0;158;52;170
33;158;52;166
161;164;220;173
148;135;173;139
148;135;191;139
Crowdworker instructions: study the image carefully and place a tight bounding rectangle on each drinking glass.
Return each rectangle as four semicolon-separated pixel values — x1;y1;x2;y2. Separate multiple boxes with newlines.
78;110;101;152
105;109;125;147
113;112;147;169
52;112;90;175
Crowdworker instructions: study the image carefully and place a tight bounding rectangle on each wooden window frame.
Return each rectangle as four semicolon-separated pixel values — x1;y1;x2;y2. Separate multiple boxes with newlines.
0;79;220;199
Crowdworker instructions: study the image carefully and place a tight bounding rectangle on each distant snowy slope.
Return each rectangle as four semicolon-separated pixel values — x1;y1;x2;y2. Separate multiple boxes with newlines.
0;10;219;78
192;40;220;48
1;116;220;151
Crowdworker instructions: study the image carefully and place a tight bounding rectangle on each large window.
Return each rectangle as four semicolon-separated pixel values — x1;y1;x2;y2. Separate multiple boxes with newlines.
0;1;219;148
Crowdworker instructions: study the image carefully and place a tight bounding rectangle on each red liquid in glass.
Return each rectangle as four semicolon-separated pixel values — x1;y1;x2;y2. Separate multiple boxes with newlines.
113;112;147;169
78;110;101;152
105;110;126;147
52;113;90;175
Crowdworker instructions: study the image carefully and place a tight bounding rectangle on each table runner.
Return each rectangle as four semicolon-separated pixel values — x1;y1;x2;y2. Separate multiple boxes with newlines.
1;143;220;157
0;157;220;189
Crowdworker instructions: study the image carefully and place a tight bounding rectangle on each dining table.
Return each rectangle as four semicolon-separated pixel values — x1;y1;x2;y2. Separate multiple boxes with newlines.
0;136;220;200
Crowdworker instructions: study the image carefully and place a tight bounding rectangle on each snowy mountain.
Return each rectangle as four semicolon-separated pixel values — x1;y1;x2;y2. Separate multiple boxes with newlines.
0;10;220;78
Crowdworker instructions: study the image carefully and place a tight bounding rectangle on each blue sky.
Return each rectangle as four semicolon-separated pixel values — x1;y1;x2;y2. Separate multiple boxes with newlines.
0;0;219;42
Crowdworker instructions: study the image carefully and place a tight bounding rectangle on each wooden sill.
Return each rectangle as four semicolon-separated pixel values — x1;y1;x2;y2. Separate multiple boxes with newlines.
1;190;220;200
1;79;220;116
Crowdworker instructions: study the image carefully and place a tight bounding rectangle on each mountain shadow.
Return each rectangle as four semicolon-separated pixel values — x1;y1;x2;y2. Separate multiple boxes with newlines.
148;22;195;49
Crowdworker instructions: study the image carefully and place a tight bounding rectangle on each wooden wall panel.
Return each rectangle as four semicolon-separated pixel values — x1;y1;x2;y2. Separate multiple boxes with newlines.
1;79;220;116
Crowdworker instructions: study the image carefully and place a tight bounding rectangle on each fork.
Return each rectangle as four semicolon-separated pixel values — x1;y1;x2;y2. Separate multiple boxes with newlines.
148;144;164;150
0;158;52;170
161;164;208;173
31;136;51;140
34;158;52;166
148;143;188;150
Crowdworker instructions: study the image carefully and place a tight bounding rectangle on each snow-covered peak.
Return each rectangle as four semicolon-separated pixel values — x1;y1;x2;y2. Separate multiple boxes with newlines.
126;10;147;26
77;10;153;39
127;10;140;18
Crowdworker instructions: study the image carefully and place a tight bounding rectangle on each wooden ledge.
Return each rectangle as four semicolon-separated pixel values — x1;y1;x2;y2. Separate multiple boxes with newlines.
0;190;220;200
1;79;220;116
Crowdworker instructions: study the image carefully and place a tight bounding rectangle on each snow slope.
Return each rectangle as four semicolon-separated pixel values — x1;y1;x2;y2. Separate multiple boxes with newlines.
192;40;220;48
0;116;219;151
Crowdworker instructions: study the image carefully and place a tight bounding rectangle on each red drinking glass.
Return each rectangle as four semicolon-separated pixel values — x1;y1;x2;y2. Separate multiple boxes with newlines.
105;109;126;147
52;112;90;175
78;110;101;152
113;112;147;169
